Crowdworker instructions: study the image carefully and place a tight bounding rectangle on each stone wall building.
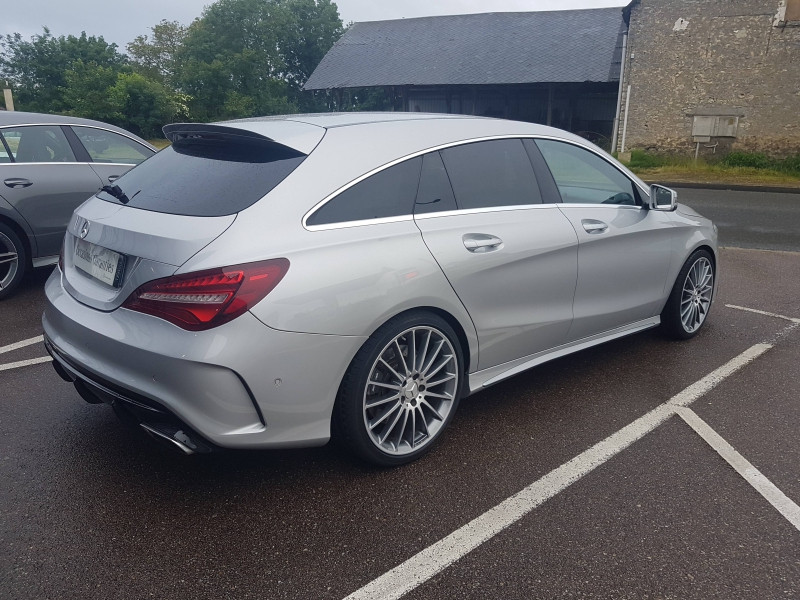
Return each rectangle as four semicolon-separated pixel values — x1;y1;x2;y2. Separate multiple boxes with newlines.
619;0;800;157
305;1;800;157
304;9;627;149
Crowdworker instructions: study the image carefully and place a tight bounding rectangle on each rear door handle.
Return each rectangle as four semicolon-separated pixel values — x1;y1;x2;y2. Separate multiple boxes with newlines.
582;219;608;234
463;234;503;252
107;175;120;183
4;178;33;189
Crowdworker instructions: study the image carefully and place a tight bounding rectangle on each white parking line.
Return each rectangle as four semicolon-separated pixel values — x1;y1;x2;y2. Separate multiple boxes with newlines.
677;407;800;531
726;304;800;324
343;342;774;600
0;356;52;372
0;335;44;355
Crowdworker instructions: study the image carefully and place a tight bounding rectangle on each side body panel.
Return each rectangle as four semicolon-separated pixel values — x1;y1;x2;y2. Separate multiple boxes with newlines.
0;163;102;257
557;205;675;341
415;207;578;370
207;219;482;373
88;163;137;187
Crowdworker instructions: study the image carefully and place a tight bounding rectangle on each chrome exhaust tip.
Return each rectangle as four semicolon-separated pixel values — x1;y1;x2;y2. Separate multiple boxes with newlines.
140;423;211;455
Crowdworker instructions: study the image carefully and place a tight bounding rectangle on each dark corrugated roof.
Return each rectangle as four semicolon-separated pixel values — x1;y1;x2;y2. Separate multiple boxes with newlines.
305;9;627;90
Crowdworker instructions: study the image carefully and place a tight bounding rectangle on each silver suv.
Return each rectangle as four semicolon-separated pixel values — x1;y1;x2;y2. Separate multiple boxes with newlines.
43;113;717;465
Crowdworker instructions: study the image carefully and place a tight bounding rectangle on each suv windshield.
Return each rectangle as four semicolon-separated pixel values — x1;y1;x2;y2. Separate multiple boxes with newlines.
98;138;306;217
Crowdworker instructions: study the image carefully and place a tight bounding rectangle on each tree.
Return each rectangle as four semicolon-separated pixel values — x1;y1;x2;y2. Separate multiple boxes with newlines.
127;20;188;88
176;0;343;120
107;72;188;138
62;60;120;121
0;29;126;113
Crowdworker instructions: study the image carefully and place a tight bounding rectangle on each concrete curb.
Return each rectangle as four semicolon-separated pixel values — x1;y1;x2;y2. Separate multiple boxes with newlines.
645;181;800;195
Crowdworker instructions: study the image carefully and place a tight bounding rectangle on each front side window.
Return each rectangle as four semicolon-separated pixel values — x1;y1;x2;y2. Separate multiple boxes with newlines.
307;157;422;226
535;139;639;206
72;126;153;164
0;126;76;163
439;139;541;210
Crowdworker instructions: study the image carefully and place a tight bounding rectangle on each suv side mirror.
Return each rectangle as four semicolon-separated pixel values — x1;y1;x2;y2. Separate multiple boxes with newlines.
649;184;678;211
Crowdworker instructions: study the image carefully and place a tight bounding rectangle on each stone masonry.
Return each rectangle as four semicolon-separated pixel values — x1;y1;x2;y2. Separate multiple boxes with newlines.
618;0;800;157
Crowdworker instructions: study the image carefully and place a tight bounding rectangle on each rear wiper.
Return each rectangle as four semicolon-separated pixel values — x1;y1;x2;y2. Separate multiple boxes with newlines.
100;184;130;204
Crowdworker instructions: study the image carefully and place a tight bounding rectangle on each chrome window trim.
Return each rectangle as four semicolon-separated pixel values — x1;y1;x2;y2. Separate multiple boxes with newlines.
0;161;137;167
302;134;650;232
556;203;645;211
303;214;414;232
414;203;560;220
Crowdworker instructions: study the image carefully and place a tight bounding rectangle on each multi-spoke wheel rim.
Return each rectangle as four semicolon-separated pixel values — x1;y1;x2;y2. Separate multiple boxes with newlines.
0;231;19;291
363;326;459;456
680;257;713;333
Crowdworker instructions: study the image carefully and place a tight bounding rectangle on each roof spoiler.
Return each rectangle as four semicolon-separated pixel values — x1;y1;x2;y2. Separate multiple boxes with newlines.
163;123;277;144
163;121;325;155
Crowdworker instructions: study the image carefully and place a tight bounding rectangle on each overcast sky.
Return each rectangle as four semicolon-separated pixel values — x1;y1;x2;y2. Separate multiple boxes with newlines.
3;0;629;51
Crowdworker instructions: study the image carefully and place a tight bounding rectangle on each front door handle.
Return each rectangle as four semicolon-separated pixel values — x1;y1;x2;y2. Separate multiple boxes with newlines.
582;219;608;234
463;234;503;252
4;178;33;189
107;175;120;183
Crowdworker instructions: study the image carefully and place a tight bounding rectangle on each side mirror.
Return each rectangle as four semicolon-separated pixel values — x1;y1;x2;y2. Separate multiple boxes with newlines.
649;184;678;211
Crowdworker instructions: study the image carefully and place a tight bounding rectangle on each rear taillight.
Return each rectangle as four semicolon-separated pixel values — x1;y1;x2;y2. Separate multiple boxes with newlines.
122;259;289;331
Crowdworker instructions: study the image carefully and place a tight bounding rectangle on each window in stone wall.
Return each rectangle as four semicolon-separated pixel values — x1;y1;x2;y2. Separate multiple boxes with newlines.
776;0;800;25
691;115;739;140
787;0;800;20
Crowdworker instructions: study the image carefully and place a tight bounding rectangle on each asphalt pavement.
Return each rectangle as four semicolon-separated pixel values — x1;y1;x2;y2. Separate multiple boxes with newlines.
1;189;798;599
674;186;800;252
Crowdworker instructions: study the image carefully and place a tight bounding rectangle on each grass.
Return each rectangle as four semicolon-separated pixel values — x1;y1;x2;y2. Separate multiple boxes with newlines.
147;138;171;150
622;150;800;188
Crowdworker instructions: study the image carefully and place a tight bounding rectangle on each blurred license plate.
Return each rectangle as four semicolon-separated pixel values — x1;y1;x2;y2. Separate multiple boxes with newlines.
74;239;126;287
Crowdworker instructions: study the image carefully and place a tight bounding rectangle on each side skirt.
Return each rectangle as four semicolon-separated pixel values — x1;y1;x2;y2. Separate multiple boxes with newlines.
468;317;661;393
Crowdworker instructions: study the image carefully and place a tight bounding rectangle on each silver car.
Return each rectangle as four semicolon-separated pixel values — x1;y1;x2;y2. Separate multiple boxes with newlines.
0;111;155;298
43;113;717;465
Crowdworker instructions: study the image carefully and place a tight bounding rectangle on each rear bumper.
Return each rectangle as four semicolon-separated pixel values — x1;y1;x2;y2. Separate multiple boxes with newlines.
43;268;366;449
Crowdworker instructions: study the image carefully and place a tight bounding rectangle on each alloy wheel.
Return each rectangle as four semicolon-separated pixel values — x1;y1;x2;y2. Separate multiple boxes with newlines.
0;231;19;291
362;326;459;456
680;257;713;333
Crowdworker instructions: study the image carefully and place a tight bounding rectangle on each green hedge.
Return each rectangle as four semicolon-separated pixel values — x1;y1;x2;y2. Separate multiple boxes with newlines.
722;152;800;176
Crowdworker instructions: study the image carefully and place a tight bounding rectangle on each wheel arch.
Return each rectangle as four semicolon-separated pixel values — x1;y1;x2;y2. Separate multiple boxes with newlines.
360;305;473;374
0;213;34;268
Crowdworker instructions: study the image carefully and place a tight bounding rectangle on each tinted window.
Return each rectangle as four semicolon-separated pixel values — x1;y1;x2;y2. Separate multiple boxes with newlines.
0;134;11;163
72;126;153;164
414;152;457;214
307;157;422;226
1;126;76;163
99;139;306;217
535;139;639;206
440;139;541;210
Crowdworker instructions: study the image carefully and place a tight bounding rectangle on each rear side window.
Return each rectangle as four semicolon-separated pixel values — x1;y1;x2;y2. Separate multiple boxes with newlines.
307;157;422;226
99;139;306;217
440;139;541;210
72;126;153;165
414;152;457;215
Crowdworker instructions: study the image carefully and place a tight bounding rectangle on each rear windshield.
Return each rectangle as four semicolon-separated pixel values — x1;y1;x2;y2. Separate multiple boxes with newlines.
97;138;306;217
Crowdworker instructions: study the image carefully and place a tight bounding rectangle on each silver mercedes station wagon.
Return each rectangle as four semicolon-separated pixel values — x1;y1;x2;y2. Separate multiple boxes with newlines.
43;113;717;465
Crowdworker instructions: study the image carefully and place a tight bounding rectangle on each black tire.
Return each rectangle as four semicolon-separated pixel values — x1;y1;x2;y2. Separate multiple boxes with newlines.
333;311;465;467
661;248;715;340
0;222;27;300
